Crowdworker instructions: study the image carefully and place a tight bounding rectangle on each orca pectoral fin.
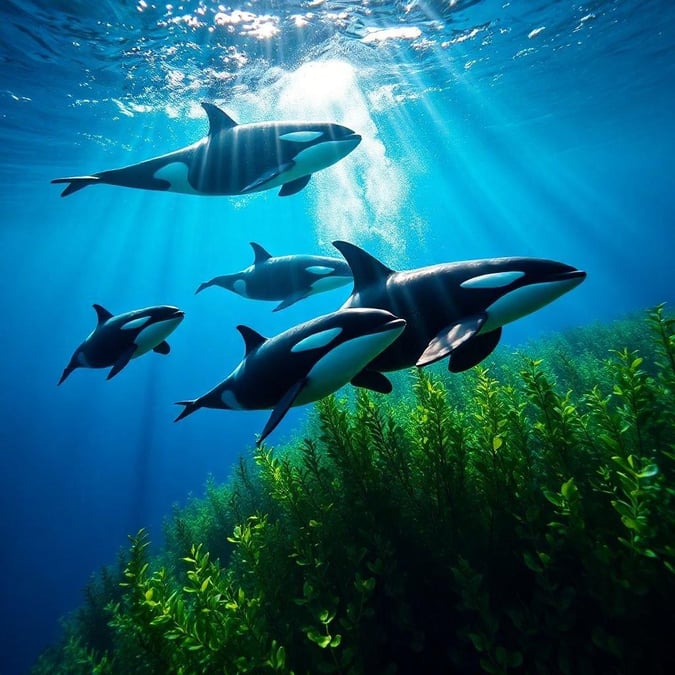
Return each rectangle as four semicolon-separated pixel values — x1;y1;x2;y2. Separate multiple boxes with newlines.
242;161;295;193
51;176;100;197
350;369;393;394
416;313;487;368
107;345;136;380
258;378;307;446
273;290;309;312
279;174;311;197
153;341;171;355
449;327;502;373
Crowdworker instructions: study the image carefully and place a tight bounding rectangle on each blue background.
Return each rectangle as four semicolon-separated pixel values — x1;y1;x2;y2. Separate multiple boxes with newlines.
1;1;673;672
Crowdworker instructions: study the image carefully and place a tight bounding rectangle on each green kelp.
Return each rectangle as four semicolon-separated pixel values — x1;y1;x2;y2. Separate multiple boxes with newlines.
33;305;675;675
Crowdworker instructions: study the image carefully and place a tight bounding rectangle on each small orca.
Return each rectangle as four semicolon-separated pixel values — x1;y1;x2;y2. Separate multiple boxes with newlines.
196;241;353;311
52;103;362;198
333;241;586;390
174;308;406;444
58;304;185;384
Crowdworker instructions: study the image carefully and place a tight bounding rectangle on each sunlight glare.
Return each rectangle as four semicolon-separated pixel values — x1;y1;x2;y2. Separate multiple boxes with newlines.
251;60;411;253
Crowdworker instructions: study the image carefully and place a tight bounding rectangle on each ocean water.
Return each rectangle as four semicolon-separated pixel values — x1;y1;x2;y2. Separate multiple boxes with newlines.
1;0;673;672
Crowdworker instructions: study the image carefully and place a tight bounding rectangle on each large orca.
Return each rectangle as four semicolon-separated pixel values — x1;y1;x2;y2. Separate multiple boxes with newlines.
51;103;361;198
174;308;406;444
58;304;184;384
196;241;353;311
333;241;586;391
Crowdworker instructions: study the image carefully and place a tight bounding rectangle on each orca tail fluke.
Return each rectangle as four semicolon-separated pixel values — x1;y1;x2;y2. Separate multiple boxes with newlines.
58;365;76;386
51;176;100;197
174;400;201;422
196;274;236;295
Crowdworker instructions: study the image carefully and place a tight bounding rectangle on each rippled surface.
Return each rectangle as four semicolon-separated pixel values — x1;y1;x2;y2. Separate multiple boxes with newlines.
3;0;665;112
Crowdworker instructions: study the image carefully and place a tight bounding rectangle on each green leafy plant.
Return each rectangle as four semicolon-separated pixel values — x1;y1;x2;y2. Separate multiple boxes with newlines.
34;305;675;675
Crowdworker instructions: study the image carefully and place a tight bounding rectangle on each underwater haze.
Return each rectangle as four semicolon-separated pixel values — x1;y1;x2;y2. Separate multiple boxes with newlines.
1;0;674;672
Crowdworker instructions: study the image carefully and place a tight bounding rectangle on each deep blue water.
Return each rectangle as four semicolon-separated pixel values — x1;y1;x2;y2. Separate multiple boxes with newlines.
1;0;674;672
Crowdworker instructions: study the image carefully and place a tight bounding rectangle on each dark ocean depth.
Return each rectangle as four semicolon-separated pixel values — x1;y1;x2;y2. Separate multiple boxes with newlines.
1;1;674;672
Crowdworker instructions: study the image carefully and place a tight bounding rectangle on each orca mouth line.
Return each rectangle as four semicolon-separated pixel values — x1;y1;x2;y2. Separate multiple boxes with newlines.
379;318;406;333
552;270;587;283
343;133;362;143
171;309;186;319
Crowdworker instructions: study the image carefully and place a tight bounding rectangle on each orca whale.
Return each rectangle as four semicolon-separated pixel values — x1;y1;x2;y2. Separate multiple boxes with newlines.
58;304;184;384
174;308;406;444
52;103;361;198
196;241;353;311
333;241;586;392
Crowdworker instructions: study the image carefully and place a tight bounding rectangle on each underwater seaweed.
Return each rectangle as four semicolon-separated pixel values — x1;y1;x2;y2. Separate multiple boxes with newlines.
33;306;675;674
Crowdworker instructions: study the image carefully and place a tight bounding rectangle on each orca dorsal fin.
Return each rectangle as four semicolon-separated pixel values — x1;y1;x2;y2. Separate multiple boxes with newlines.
236;324;266;356
93;304;113;325
250;242;272;265
332;241;395;292
201;102;238;135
